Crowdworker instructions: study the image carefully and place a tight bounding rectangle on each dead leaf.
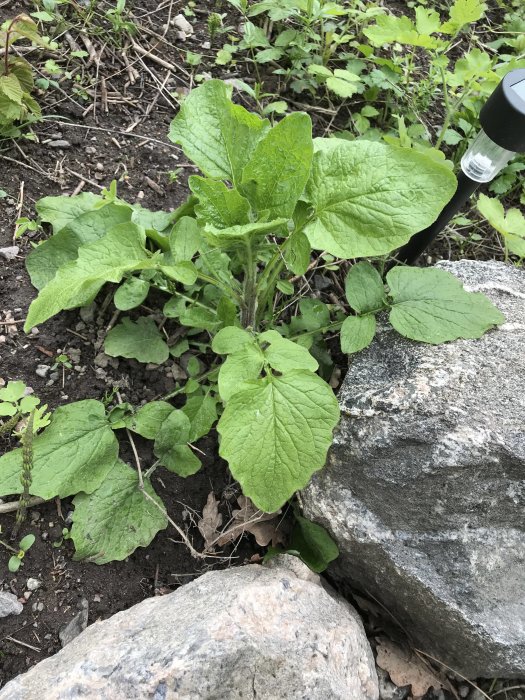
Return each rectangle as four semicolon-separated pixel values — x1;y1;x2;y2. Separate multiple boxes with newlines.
197;492;223;550
375;637;442;699
217;496;285;548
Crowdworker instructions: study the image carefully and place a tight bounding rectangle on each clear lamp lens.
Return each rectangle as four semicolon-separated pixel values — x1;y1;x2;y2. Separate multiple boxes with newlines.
461;129;515;183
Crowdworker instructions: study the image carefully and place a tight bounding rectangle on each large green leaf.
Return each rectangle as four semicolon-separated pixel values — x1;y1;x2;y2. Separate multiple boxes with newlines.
241;112;313;219
125;401;175;440
217;371;340;512
304;139;456;258
259;330;318;373
153;410;201;476
114;277;150;311
340;314;376;354
218;343;265;401
27;202;133;290
182;394;219;442
387;267;505;344
168;216;202;263
0;400;118;499
105;317;169;364
70;460;167;564
25;224;154;330
204;218;288;247
345;261;386;313
189;176;251;229
36;192;102;234
441;0;486;34
169;80;270;185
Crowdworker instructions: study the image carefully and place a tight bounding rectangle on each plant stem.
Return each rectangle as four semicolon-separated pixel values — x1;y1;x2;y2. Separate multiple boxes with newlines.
0;413;21;437
0;538;18;554
12;411;34;540
241;240;258;328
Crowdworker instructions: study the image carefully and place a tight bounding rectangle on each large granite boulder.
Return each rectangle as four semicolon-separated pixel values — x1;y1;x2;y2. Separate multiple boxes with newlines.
0;556;378;699
303;260;525;678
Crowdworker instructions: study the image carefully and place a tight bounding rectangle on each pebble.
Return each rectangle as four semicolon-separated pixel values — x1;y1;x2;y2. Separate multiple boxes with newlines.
173;13;193;35
0;335;5;344
79;303;96;323
94;352;110;369
0;591;24;618
35;364;51;378
47;140;71;148
26;578;42;592
32;601;44;613
85;146;97;155
0;246;20;260
93;594;101;603
30;327;39;335
59;599;89;647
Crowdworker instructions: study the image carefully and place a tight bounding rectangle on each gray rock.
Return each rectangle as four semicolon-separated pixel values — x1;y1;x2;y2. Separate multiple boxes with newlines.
59;598;88;647
0;246;19;261
302;261;525;679
35;364;50;378
26;578;42;592
0;558;378;699
0;591;23;618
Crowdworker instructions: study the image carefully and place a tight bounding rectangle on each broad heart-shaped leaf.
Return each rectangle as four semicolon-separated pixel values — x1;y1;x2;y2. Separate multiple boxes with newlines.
36;191;102;234
189;176;251;229
105;317;169;364
125;401;175;440
182;394;219;442
289;513;339;573
154;410;201;476
25;224;154;331
212;326;253;354
218;343;265;401
70;460;167;564
169;80;270;185
0;400;118;499
304;139;456;259
114;277;150;310
27;202;133;290
240;112;313;219
259;330;318;373
203;218;288;248
387;267;505;344
217;371;340;513
0;381;26;402
345;261;386;314
340;314;376;354
168;216;201;263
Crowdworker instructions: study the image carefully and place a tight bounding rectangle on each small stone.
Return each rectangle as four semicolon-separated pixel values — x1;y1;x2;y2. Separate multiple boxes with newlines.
0;335;6;344
94;353;110;369
47;140;71;148
458;685;470;698
49;372;59;381
0;246;19;261
202;40;211;49
31;601;44;613
93;594;101;603
85;146;97;155
59;599;89;647
23;591;32;601
173;13;193;35
26;578;42;592
30;328;39;336
79;303;96;323
35;364;50;378
95;162;104;172
0;591;24;618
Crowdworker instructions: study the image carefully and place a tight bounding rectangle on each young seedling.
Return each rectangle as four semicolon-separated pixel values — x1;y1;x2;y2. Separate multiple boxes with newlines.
0;531;36;573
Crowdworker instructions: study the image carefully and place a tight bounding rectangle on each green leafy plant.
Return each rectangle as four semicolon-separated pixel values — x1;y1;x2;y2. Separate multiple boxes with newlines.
0;15;47;138
0;80;504;564
477;193;525;260
0;532;36;573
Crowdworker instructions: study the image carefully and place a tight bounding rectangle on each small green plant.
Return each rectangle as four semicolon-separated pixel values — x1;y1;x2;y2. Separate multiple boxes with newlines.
105;0;137;37
0;532;36;573
0;80;504;565
207;12;225;42
0;15;48;138
0;381;50;433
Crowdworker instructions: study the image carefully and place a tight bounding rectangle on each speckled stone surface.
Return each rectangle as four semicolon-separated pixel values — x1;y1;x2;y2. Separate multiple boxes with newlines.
0;556;378;699
303;260;525;678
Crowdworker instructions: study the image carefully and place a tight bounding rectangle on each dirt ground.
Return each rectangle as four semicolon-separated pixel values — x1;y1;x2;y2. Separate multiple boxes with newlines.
0;0;521;695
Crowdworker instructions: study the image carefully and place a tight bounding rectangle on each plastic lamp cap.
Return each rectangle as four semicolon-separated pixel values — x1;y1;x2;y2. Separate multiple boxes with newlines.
480;68;525;153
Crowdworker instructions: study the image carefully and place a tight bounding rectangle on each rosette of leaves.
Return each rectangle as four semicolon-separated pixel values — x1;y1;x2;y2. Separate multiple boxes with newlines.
9;79;504;563
0;15;49;138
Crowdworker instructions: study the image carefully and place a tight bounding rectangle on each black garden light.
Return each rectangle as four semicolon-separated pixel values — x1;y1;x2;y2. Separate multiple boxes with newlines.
397;68;525;265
